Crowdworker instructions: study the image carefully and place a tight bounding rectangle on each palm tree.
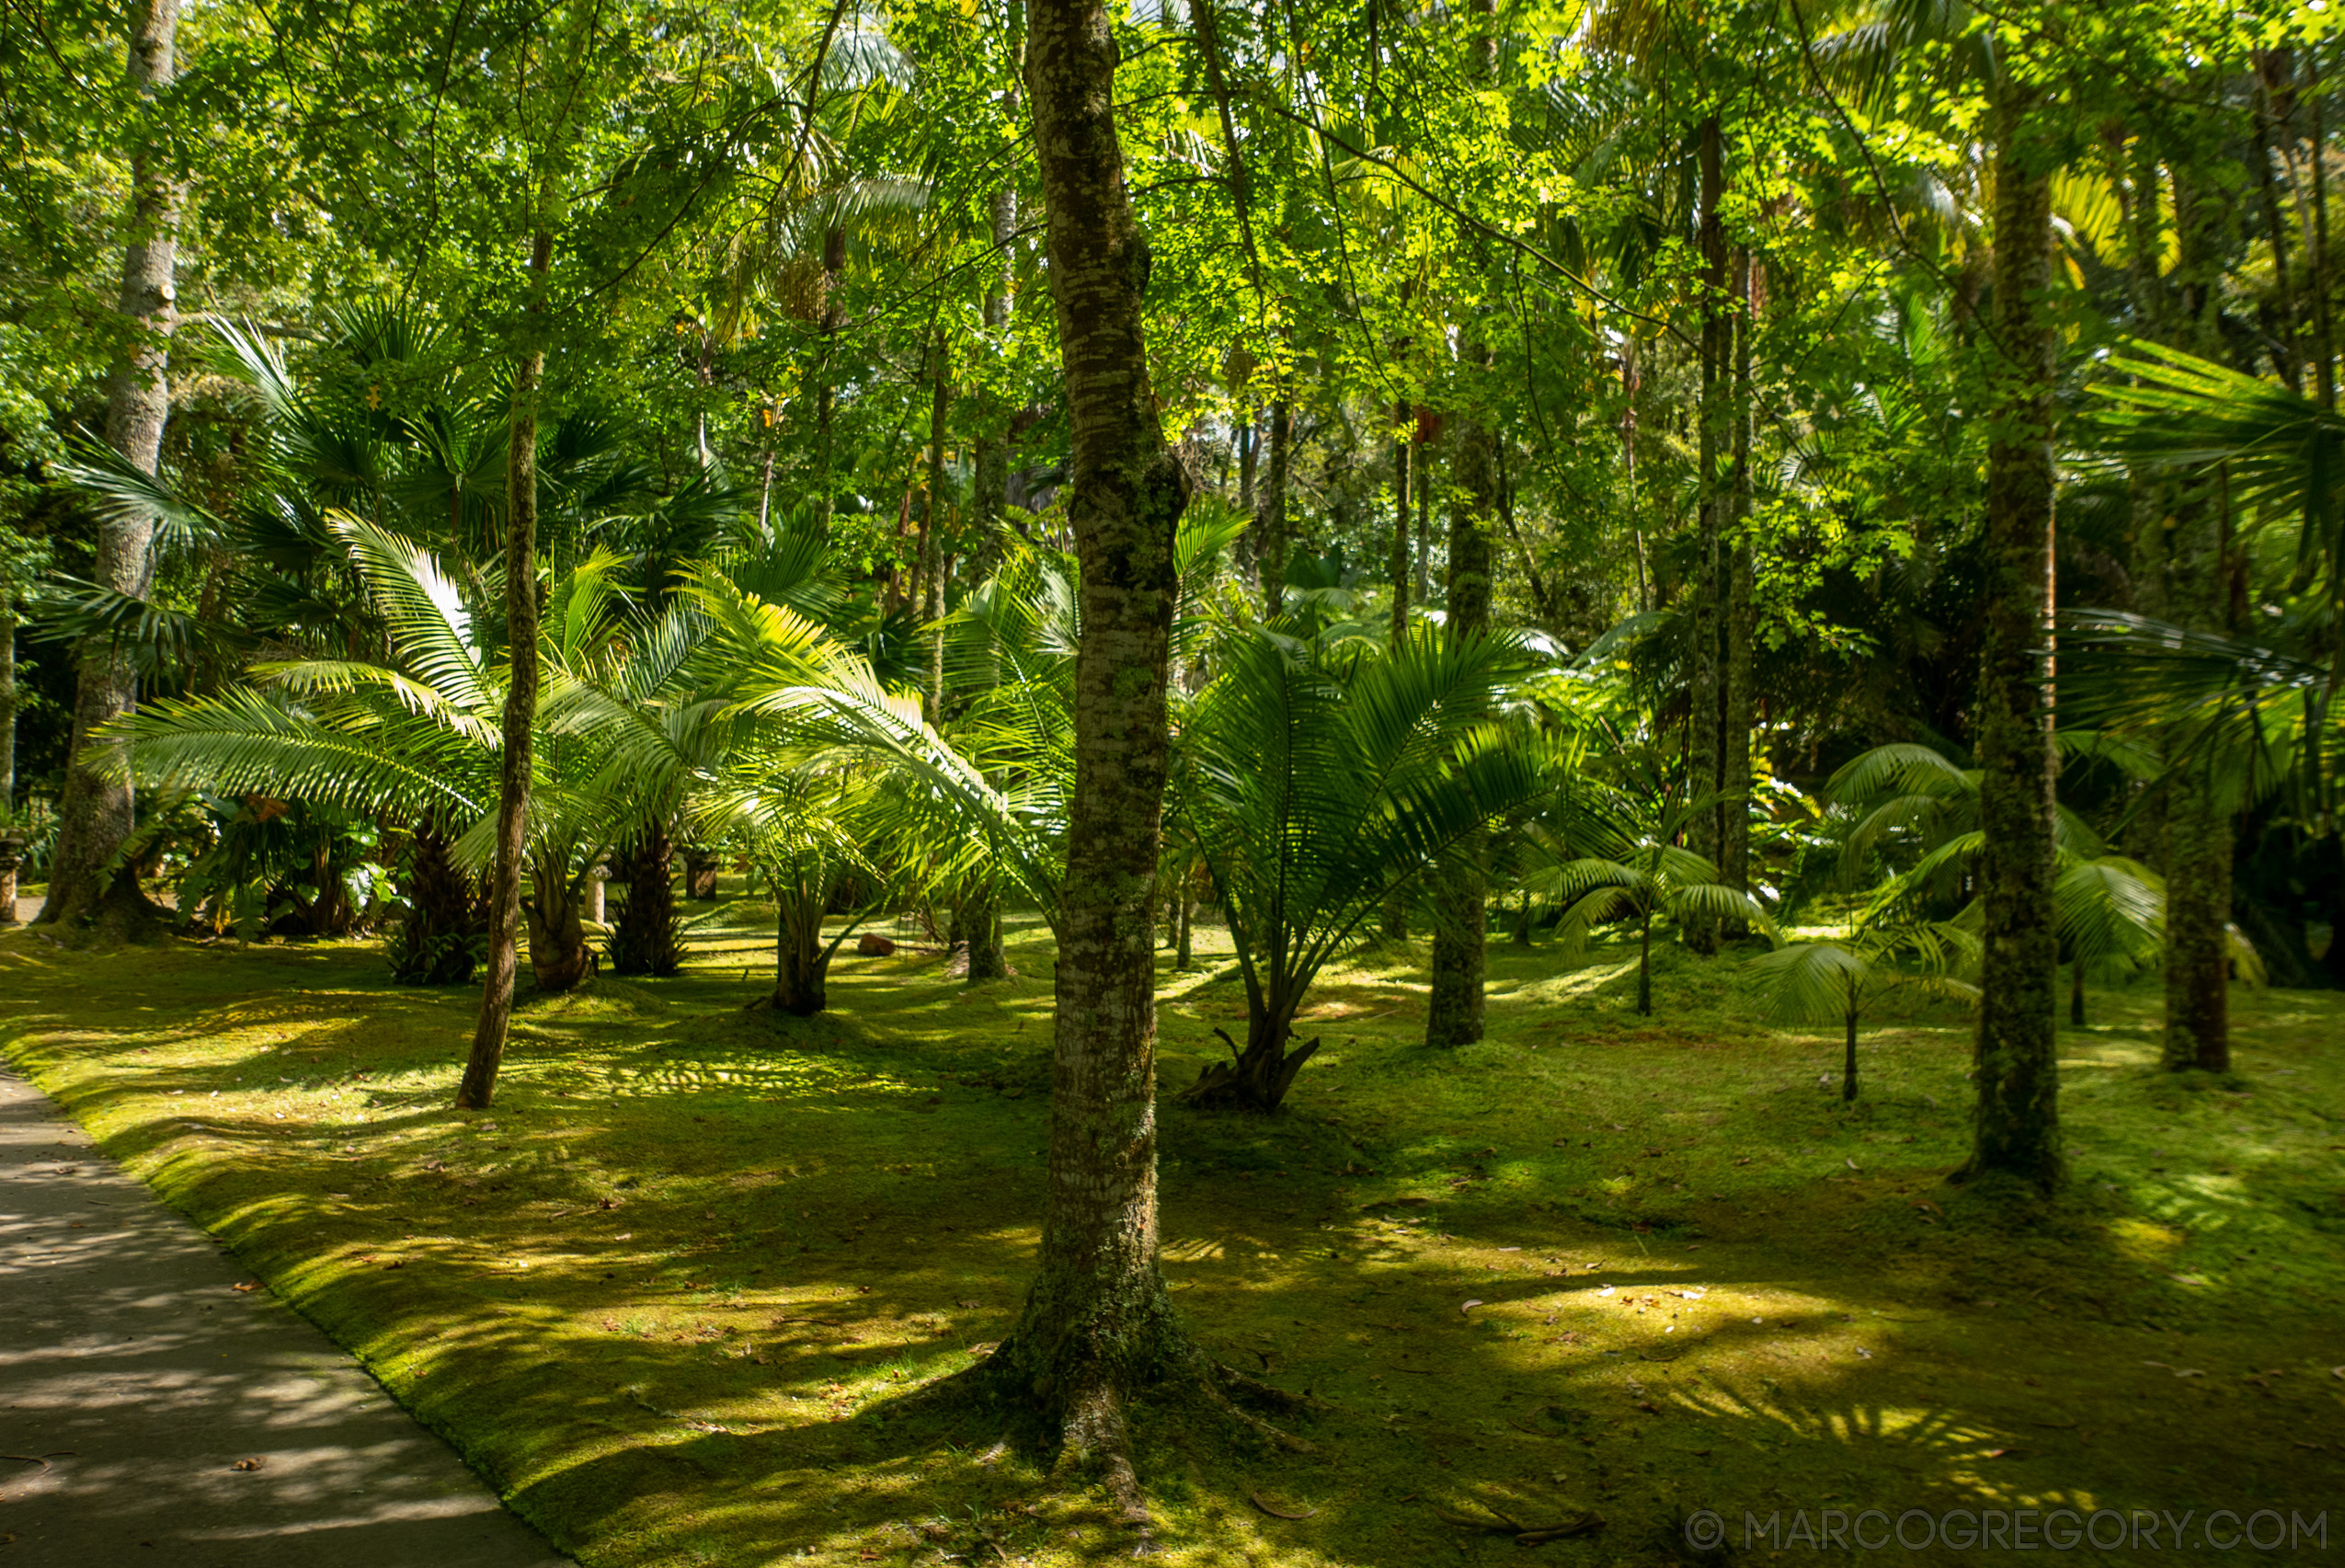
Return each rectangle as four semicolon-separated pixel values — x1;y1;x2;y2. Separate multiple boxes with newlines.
1744;920;1979;1101
1532;784;1771;1017
110;524;669;991
1172;624;1545;1111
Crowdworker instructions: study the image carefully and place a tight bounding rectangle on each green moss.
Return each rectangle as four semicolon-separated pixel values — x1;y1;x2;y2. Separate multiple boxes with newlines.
5;910;2342;1566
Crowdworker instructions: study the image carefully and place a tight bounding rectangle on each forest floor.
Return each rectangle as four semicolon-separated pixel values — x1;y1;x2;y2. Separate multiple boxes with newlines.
2;901;2339;1567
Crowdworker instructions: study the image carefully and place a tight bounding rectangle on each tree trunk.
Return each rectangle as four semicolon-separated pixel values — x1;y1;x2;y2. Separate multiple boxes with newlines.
774;896;831;1016
609;818;681;977
1258;390;1289;615
1685;113;1728;956
1842;1008;1859;1102
388;813;487;984
1962;90;2064;1192
1;605;17;817
1180;1000;1319;1113
1720;244;1756;938
815;225;846;513
37;0;179;933
2070;959;2087;1027
524;854;592;992
454;229;554;1112
964;881;1007;983
1424;368;1493;1049
1637;911;1653;1016
1174;886;1194;970
2160;166;2233;1074
996;0;1200;1485
1381;407;1412;941
922;330;950;724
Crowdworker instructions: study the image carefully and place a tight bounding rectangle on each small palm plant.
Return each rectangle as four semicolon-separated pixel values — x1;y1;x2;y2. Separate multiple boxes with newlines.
1744;921;1980;1102
1533;784;1771;1016
1171;624;1546;1110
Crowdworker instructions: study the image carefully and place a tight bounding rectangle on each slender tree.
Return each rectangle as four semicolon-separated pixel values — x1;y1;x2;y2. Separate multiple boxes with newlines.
39;0;180;933
988;0;1246;1507
1423;0;1499;1048
454;231;554;1112
1963;77;2064;1192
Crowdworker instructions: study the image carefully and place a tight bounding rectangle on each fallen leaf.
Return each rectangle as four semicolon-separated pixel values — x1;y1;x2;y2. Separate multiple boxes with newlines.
1460;1299;1484;1315
232;1458;266;1471
955;1299;981;1309
1249;1491;1318;1520
1983;1448;2029;1460
231;1283;259;1293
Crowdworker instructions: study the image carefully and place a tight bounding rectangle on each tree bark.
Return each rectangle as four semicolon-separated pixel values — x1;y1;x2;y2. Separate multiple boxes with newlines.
1381;406;1412;941
609;818;681;977
1424;0;1497;1049
1258;390;1290;615
38;0;180;933
1962;90;2063;1192
1720;244;1756;938
2159;166;2233;1073
1423;380;1493;1048
1685;112;1728;956
995;0;1199;1482
921;330;950;724
1842;1008;1859;1102
454;229;554;1112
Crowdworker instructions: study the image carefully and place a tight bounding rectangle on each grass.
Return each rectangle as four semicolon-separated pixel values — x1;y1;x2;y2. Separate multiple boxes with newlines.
4;899;2342;1566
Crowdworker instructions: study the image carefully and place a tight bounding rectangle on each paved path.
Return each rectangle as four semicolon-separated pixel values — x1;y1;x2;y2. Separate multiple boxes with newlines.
0;1068;568;1566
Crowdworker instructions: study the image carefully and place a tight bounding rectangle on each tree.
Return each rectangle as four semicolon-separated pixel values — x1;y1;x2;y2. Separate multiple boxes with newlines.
1745;921;1979;1100
1963;62;2066;1193
1174;626;1540;1111
39;0;179;933
985;0;1298;1509
1534;784;1770;1017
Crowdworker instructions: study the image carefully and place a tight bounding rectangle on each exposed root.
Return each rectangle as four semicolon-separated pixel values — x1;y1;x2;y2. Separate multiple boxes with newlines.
1056;1378;1153;1531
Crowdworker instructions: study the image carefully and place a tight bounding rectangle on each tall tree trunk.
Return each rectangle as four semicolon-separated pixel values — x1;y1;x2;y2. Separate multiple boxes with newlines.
1962;90;2063;1192
1720;244;1756;937
1;605;17;818
1258;389;1290;615
1424;0;1497;1051
2160;166;2233;1073
963;184;1014;987
38;0;179;933
996;0;1203;1491
454;229;554;1112
815;225;847;514
1234;407;1256;583
1381;404;1413;942
1685;112;1728;956
922;330;950;724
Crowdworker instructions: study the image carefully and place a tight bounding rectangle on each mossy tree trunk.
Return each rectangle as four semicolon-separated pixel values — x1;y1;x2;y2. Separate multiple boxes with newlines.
1683;111;1728;958
1424;2;1498;1048
609;818;681;978
455;229;553;1111
1381;399;1412;942
1962;88;2063;1191
1720;244;1756;939
2160;166;2233;1074
1258;386;1289;615
1424;358;1493;1049
990;0;1210;1496
39;0;179;935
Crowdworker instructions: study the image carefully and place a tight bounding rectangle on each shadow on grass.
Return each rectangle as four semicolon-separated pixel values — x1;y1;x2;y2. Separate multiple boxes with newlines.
5;917;2343;1566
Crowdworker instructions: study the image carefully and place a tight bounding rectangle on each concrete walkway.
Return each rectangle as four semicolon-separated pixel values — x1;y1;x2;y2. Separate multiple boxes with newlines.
0;1068;568;1566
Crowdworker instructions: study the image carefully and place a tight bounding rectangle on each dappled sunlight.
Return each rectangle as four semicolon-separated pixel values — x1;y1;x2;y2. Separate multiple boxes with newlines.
6;920;2343;1565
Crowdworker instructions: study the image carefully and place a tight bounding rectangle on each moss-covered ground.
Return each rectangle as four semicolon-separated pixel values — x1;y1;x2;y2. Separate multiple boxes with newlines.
3;902;2340;1566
